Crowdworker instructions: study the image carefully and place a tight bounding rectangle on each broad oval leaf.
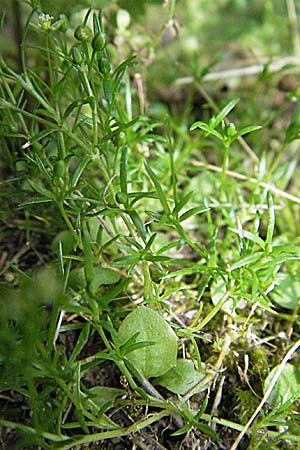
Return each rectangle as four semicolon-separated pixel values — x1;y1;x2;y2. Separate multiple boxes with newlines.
118;306;178;378
69;266;121;290
154;358;205;394
264;363;300;406
271;273;300;310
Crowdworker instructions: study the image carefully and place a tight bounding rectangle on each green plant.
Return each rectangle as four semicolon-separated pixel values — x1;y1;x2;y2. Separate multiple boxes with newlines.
1;1;300;449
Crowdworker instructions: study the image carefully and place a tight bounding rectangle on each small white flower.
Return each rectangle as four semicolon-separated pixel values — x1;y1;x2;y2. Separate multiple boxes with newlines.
38;13;54;31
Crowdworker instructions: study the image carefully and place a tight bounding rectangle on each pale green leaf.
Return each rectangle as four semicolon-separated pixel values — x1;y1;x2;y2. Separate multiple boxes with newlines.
271;273;300;310
264;363;300;406
118;306;178;378
155;359;205;394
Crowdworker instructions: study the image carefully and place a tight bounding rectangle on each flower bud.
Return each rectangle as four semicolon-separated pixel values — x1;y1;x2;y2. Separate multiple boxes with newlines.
92;32;107;52
54;160;66;178
98;57;111;75
116;132;126;146
71;46;83;65
116;192;127;204
74;24;92;42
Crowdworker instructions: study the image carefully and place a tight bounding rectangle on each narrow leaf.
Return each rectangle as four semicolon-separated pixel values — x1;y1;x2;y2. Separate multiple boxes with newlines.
145;162;171;215
214;98;239;126
229;227;266;250
179;207;209;222
236;125;262;138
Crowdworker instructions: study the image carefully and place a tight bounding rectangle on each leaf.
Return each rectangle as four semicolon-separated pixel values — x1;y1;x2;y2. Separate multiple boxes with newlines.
179;206;209;223
27;179;55;200
229;227;266;250
128;210;147;242
145;162;171;215
172;191;193;217
52;230;76;255
271;273;300;310
214;98;239;126
154;359;205;394
88;386;125;409
236;125;262;138
211;276;239;316
69;267;121;291
264;363;300;406
118;306;178;378
190;121;222;140
71;157;91;189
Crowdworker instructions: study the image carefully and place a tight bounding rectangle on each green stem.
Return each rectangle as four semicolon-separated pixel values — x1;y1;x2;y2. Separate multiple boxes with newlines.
152;0;177;49
142;260;152;300
46;34;54;88
194;291;231;331
56;411;169;449
80;70;98;154
58;202;81;248
221;144;229;184
176;222;203;257
169;134;177;204
116;360;139;391
0;419;68;443
268;141;288;176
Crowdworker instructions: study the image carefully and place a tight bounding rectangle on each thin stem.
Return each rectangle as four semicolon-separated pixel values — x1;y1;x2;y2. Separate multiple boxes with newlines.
0;419;68;443
168;134;177;204
183;334;231;400
286;0;300;57
268;141;288;176
5;66;57;118
56;411;169;450
174;56;300;84
80;70;98;153
58;202;81;248
151;0;177;50
193;291;231;332
142;260;153;300
221;144;230;184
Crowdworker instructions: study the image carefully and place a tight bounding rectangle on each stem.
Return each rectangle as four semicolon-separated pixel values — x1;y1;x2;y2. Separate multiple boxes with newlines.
286;0;300;57
6;66;57;119
80;70;98;153
268;141;288;177
169;134;177;204
176;222;203;257
183;334;231;400
221;144;229;184
193;82;259;164
56;412;169;450
0;419;68;443
46;34;54;88
116;360;139;392
142;260;152;300
58;202;81;248
152;0;177;50
194;291;231;331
